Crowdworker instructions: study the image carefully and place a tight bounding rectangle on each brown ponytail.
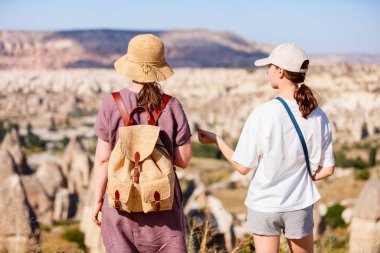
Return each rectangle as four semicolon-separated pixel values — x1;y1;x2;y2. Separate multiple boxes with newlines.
283;60;318;118
293;83;318;118
138;82;163;111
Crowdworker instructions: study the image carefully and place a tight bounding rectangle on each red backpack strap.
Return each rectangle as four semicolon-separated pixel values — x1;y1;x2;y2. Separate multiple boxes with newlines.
128;106;156;126
111;92;130;126
152;94;172;124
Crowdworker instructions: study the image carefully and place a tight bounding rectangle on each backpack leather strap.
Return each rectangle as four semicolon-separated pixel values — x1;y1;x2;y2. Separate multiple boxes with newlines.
128;106;155;126
112;92;130;126
152;94;172;124
112;92;172;126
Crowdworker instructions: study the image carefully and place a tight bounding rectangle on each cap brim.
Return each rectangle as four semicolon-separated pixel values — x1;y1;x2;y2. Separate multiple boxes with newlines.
254;58;271;67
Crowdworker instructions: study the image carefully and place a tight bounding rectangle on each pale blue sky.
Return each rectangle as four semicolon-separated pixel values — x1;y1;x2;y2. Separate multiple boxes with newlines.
0;0;379;54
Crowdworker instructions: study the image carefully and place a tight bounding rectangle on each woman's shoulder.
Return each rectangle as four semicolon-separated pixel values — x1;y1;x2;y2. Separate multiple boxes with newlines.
99;93;115;110
244;100;278;126
164;94;184;111
250;99;279;117
100;90;182;111
309;106;330;122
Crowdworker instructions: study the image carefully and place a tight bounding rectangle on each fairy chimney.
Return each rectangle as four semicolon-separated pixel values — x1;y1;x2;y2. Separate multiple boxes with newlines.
1;129;29;174
349;177;380;253
0;175;39;253
0;148;17;185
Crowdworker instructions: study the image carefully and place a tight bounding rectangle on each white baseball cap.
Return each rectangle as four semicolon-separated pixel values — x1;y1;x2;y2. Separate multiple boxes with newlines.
254;43;309;73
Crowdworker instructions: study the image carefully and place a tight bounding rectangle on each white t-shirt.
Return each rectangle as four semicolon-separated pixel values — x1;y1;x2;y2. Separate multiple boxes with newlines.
232;98;335;212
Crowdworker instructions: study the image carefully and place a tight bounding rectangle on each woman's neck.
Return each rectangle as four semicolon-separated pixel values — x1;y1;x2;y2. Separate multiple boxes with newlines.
277;81;296;100
127;81;144;93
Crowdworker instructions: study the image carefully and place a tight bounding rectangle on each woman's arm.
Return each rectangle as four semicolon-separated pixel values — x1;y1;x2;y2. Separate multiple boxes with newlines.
197;129;251;175
312;165;335;181
173;139;192;168
92;138;111;226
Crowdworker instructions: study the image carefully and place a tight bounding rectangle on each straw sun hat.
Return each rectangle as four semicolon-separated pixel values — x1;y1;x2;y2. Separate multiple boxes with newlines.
114;34;174;83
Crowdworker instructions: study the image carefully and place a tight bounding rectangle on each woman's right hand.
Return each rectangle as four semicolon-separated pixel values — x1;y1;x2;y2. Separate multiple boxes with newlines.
92;201;103;226
197;128;217;145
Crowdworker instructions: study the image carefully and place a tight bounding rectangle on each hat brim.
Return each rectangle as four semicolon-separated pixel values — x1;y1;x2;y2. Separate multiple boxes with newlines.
254;58;271;67
114;54;174;83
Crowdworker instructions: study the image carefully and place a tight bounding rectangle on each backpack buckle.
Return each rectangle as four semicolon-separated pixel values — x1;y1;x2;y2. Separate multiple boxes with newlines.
134;152;140;183
154;191;161;211
114;190;121;210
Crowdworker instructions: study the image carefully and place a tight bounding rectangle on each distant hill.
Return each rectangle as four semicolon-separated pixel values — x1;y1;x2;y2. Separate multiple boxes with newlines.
0;29;272;69
312;53;380;65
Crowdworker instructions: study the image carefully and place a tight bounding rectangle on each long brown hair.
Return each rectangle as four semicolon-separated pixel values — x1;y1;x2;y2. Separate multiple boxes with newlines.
138;82;163;111
283;60;318;118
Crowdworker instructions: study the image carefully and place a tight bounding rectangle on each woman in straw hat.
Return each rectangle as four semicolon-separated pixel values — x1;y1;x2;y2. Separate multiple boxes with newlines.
92;34;192;252
197;43;335;253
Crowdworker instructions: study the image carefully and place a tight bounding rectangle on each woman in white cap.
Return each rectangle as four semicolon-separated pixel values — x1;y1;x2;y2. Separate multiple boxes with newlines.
92;34;192;252
198;43;335;253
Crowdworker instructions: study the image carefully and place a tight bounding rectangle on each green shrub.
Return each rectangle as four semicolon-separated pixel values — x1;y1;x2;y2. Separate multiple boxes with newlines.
192;142;221;159
324;204;347;229
61;227;85;249
68;108;85;118
7;122;20;132
52;220;73;227
369;147;377;167
334;151;369;169
65;116;72;128
232;234;255;253
0;120;5;142
322;234;349;250
334;151;351;168
354;168;370;180
49;117;57;132
228;181;237;189
361;122;369;139
351;157;368;169
0;121;21;142
24;123;46;149
245;68;256;74
61;136;70;147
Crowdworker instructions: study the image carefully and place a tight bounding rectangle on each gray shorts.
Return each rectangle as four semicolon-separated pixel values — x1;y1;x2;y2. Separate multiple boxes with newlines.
246;205;314;239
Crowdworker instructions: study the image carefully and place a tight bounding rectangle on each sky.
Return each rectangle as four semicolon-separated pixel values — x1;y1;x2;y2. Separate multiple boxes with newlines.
0;0;379;54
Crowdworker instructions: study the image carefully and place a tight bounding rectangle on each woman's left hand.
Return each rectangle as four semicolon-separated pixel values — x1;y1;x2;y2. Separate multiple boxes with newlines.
197;128;217;145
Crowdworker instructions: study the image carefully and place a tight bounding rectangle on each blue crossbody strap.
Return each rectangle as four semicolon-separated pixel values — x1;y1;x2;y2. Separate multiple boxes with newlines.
276;97;312;177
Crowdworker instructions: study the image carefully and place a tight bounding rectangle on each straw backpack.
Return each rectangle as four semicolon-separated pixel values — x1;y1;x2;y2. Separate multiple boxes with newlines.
107;92;175;213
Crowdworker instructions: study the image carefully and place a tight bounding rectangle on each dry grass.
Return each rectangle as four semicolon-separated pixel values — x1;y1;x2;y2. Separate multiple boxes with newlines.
40;225;85;253
316;174;366;204
186;157;368;252
188;157;232;172
1;156;370;252
188;157;368;212
213;188;247;214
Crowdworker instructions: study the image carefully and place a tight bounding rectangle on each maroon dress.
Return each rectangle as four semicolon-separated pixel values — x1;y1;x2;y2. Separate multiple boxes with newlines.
94;88;191;253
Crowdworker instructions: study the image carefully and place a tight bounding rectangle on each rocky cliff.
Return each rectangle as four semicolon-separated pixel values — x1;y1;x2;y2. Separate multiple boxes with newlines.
0;29;270;69
1;63;379;144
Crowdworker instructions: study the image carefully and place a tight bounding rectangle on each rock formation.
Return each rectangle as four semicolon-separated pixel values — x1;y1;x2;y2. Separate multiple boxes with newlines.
62;137;92;220
185;174;235;252
0;175;39;253
1;129;30;174
349;177;380;253
80;172;106;253
0;148;17;185
35;162;65;198
1;65;379;144
19;161;66;225
62;137;92;193
53;188;70;221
